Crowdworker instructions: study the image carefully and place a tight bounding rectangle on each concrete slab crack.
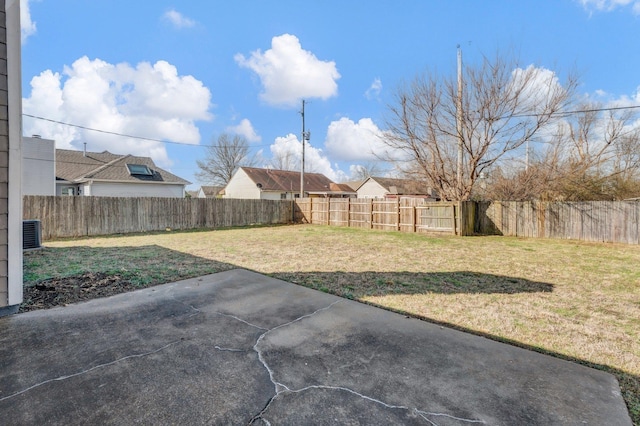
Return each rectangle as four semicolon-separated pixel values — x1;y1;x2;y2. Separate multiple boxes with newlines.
287;384;411;410
214;345;247;353
0;340;182;403
415;410;487;425
218;298;485;425
167;288;206;319
254;384;486;425
214;311;268;331
248;300;342;424
242;295;484;425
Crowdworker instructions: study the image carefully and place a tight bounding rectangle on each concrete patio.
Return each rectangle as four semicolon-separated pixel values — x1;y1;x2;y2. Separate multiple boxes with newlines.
0;269;631;425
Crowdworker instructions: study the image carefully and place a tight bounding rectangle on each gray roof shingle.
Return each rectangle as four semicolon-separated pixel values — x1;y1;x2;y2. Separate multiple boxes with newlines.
55;149;190;185
367;176;434;196
240;167;335;193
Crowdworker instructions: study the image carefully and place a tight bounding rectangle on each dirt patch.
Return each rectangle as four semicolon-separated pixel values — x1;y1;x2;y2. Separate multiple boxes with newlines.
20;272;139;313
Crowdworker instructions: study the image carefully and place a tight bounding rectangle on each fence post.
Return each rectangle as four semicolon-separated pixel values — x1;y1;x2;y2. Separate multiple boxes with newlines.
370;199;374;229
326;198;330;226
453;202;459;236
413;206;417;233
397;199;401;231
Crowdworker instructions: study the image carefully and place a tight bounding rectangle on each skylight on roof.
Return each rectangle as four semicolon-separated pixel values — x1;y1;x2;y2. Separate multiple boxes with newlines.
126;164;153;176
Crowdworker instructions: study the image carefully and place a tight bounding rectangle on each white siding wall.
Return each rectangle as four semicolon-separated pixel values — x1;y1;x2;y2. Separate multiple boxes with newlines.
282;192;296;200
357;179;387;199
88;182;185;198
224;169;261;199
261;191;285;200
22;137;55;196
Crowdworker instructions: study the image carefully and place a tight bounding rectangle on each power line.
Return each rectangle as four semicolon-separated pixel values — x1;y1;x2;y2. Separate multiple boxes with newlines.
23;113;194;146
511;104;640;119
22;113;272;149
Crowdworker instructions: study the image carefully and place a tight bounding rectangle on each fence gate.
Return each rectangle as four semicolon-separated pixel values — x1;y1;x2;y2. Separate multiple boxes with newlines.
415;202;456;233
294;198;460;236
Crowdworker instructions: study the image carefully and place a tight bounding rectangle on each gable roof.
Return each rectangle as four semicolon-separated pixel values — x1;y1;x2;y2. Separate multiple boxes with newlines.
238;167;335;193
342;180;366;191
55;149;191;185
329;182;356;192
363;176;434;196
199;185;224;197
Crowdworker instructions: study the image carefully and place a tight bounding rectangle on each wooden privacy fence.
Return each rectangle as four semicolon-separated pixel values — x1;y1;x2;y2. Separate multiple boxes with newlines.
23;196;294;240
475;200;640;244
296;198;640;244
295;198;470;236
26;196;639;244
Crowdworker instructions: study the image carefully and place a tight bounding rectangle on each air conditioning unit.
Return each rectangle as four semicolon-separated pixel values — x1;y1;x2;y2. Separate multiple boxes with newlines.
23;220;42;250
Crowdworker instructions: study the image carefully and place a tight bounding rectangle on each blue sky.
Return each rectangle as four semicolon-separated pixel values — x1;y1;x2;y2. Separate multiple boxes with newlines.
19;0;640;189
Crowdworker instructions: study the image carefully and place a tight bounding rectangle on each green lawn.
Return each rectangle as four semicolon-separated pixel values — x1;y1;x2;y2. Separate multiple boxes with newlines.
23;224;640;423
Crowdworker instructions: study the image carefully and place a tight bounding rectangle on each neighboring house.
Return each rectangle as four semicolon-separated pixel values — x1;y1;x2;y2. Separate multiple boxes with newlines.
22;136;56;196
356;176;439;200
342;180;366;192
197;185;224;198
55;149;191;198
224;167;353;199
307;182;356;198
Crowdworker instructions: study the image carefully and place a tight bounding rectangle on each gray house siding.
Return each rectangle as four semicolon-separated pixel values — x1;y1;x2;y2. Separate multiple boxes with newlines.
0;0;22;315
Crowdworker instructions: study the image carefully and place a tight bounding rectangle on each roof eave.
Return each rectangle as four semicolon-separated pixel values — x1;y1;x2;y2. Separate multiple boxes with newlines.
72;178;189;185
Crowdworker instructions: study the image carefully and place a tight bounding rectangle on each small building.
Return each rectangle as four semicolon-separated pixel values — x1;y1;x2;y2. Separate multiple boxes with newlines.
356;176;438;200
55;149;191;198
224;167;351;199
197;185;224;198
306;182;356;198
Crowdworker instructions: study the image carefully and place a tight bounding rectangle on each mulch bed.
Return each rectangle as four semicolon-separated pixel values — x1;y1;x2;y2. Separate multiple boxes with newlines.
20;272;138;313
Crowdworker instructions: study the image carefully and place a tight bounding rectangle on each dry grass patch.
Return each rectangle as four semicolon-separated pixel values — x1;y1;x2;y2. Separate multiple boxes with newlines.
25;224;640;422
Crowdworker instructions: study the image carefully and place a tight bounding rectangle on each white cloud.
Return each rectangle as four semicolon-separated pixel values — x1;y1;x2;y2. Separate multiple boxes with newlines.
509;65;566;115
269;134;347;182
162;9;196;28
235;34;340;107
325;117;388;162
21;0;37;43
226;118;261;143
23;56;212;167
577;0;640;14
365;78;382;100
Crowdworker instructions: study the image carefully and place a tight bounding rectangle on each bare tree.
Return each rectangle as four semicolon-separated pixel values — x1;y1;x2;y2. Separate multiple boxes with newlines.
269;148;299;171
481;102;640;201
383;51;578;201
195;134;257;185
350;162;386;181
268;140;325;174
547;106;640;200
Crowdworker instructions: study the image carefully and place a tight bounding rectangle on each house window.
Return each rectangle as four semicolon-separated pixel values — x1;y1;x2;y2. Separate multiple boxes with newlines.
61;186;75;196
280;193;287;200
126;164;153;176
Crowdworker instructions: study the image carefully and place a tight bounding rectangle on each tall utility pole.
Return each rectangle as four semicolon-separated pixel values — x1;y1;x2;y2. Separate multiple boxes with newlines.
299;100;310;198
456;45;463;199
